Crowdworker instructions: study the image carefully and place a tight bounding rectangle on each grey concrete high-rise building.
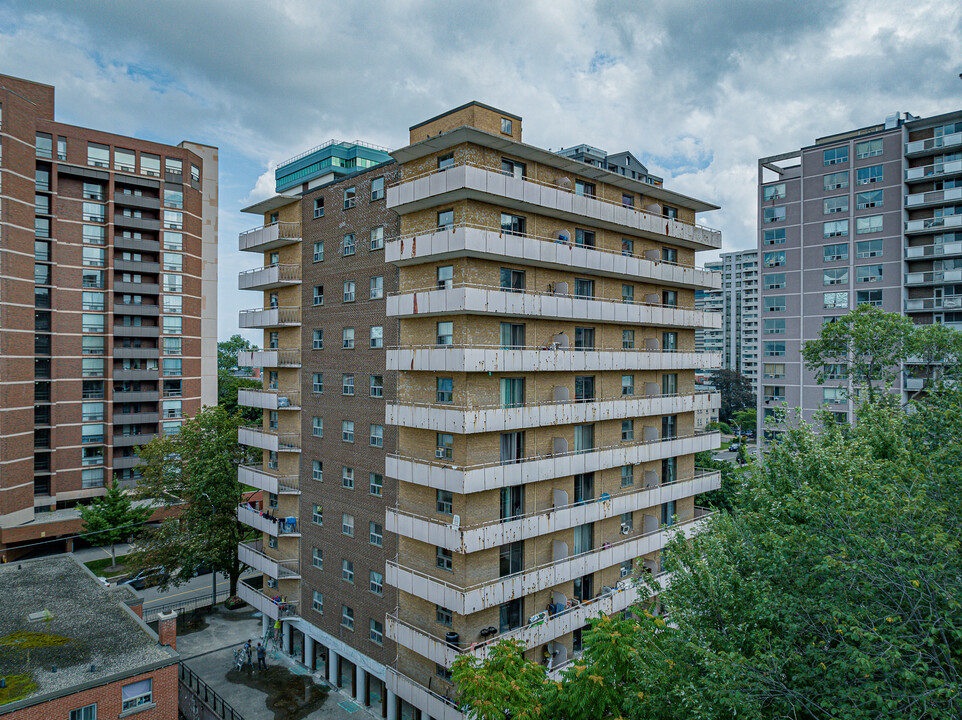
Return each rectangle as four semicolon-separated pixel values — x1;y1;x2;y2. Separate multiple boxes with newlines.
756;110;962;438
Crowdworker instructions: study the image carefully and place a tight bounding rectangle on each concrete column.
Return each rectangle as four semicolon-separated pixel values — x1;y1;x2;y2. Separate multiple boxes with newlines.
386;689;398;720
304;635;315;671
355;666;367;704
261;614;269;637
282;623;292;654
327;649;339;686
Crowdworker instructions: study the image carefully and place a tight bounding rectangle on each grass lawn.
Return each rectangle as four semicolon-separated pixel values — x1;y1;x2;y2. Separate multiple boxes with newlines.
84;556;130;578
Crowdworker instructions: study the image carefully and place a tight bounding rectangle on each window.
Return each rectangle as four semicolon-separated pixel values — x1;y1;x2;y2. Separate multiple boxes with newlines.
763;228;786;245
764;251;786;267
312;329;324;349
764;363;786;379
437;432;454;460
574;278;594;298
823;146;848;165
856;239;883;258
436;321;453;346
437;209;454;230
313;241;324;262
763;183;786;201
436;489;453;514
141;153;160;177
437;153;454;171
164;232;183;250
341;605;354;630
437;265;454;289
857;190;883;209
664;205;679;219
500;212;526;236
824;196;849;214
343;280;355;303
622;375;634;396
342;559;355;583
764;341;786;357
342;233;356;255
370;326;383;348
342;513;354;537
574;424;594;453
763;206;786;223
312;460;323;481
764;273;786;290
370;472;383;496
575;228;596;247
856;264;883;283
312;373;323;393
36;132;53;158
191;163;200;184
370;571;384;596
824;171;849;190
765;296;786;312
312;547;323;569
502;268;527;293
436;606;453;626
436;377;453;403
370;521;383;546
163;211;183;230
575;180;595;197
823;220;849;238
856;215;883;235
436;546;453;571
343;186;356;209
622;329;635;349
312;417;323;437
662;290;678;307
856;139;883;158
621;238;635;256
342;420;354;443
342;374;355;395
163;295;183;314
371;176;385;200
370;424;383;447
621;419;634;441
164;188;184;209
857;289;883;307
370;226;384;250
764;318;786;334
121;679;152;711
312;591;323;613
824;363;848;380
342;327;355;349
370;619;384;645
663;331;678;350
70;704;97;720
763;385;785;402
857;165;883;185
83;247;106;267
501;117;513;134
823;387;846;404
83;225;105;245
823;243;849;261
622;193;635;207
823;268;849;285
823;291;849;308
501;158;525;178
87;142;109;168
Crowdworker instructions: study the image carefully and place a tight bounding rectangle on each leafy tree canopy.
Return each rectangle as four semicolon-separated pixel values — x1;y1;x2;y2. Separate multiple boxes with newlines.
218;334;257;373
79;483;153;567
709;368;754;423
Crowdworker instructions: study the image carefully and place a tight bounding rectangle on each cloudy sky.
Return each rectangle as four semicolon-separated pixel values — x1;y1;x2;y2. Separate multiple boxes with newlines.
2;0;960;340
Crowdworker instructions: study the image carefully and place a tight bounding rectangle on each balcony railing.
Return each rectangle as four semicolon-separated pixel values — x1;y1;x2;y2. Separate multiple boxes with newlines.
238;540;300;579
238;426;300;452
905;295;962;311
238;306;301;329
387;162;722;249
236;503;299;536
238;348;301;368
238;464;300;494
905;215;962;233
386;668;464;720
905;132;962;156
237;577;298;621
238;263;302;291
905;241;962;259
905;185;962;208
905;159;962;182
237;388;301;410
238;221;302;252
905;269;962;285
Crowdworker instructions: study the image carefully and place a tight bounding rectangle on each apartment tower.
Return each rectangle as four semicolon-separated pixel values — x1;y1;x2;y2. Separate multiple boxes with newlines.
0;74;217;558
756;110;962;438
380;103;723;719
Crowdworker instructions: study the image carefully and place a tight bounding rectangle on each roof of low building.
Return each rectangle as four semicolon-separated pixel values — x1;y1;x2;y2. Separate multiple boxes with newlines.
0;555;176;711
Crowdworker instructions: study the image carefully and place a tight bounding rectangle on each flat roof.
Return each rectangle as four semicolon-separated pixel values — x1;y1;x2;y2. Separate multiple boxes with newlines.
0;556;176;711
410;101;522;131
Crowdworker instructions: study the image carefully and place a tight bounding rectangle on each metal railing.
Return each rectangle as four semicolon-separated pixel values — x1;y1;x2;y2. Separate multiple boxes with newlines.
145;589;232;622
277;138;392;169
238;306;301;325
238;263;301;282
387;342;706;354
179;662;246;720
389;390;715;413
238;220;302;240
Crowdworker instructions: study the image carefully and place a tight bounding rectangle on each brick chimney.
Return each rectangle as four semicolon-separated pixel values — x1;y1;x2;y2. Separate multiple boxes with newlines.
158;610;177;650
125;597;144;619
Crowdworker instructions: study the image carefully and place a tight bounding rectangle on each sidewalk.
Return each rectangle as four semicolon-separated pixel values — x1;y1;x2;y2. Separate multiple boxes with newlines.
71;543;133;564
179;607;377;720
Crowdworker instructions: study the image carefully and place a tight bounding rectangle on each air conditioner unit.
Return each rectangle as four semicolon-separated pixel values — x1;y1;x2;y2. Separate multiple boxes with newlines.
266;578;278;589
435;449;446;459
620;523;631;535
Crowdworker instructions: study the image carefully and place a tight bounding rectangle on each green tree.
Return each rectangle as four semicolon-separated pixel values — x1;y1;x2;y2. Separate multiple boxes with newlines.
78;483;153;568
131;406;258;595
218;373;262;422
709;369;754;423
218;333;257;373
694;449;738;512
454;387;962;720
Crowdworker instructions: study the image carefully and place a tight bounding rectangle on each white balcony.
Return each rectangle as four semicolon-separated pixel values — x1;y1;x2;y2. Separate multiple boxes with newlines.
237;464;300;495
905;269;962;286
905;159;962;183
386;346;720;373
238;348;301;368
905;241;962;259
386;470;721;552
238;426;300;453
386;516;708;614
238;263;302;291
905;295;962;311
905;132;962;157
237;578;299;621
238;221;302;252
386;669;464;720
905;215;962;234
238;306;301;329
905;185;962;209
385;226;721;290
386;164;722;249
387;284;722;330
386;392;719;434
386;431;720;494
237;388;301;410
239;540;301;579
236;503;300;537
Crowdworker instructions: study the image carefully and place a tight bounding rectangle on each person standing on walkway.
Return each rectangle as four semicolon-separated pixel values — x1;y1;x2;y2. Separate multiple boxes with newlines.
244;639;253;669
256;642;267;670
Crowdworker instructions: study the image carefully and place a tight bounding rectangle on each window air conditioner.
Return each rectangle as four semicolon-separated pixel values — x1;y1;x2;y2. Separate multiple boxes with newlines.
435;449;446;459
266;578;277;589
620;523;632;535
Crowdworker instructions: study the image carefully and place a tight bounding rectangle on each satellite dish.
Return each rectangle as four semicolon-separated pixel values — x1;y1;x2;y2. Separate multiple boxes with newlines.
452;514;460;528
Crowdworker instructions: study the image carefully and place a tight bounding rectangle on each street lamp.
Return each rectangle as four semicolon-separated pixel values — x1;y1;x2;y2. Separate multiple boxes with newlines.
200;492;216;613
